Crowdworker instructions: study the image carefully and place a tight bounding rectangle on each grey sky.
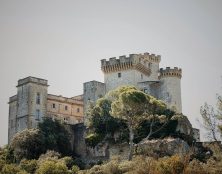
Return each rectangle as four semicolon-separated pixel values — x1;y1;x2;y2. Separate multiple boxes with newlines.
0;0;222;146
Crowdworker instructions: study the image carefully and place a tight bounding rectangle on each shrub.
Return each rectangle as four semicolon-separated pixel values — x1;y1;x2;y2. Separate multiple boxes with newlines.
71;165;80;174
10;129;45;161
1;164;25;174
19;159;37;174
156;155;184;174
35;160;70;174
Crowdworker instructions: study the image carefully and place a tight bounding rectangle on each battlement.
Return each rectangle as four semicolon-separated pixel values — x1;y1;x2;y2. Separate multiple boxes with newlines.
159;67;182;79
101;52;161;76
17;76;48;87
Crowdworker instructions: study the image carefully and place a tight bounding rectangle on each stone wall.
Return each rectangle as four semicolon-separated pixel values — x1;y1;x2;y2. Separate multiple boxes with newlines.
8;97;17;143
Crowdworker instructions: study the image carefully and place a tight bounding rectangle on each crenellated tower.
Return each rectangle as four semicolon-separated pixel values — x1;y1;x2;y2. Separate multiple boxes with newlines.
101;53;161;92
159;67;182;113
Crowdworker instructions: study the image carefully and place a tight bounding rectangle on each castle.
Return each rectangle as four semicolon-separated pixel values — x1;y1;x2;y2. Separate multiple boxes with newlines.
8;77;84;142
8;52;191;143
83;52;182;116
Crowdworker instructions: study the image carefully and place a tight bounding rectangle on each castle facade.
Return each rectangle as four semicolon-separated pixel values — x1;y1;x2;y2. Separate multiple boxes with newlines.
8;77;83;142
8;52;185;143
83;52;182;118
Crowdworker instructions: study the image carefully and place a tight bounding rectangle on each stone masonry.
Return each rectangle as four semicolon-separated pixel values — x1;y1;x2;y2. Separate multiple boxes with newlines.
8;77;83;143
8;52;200;144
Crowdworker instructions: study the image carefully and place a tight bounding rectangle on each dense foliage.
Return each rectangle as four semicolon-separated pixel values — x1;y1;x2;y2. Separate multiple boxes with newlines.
38;118;72;155
86;87;186;156
9;118;72;161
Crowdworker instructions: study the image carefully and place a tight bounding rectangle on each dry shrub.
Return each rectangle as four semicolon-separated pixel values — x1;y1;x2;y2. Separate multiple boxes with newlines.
184;159;206;174
121;156;157;174
79;153;222;174
156;155;184;174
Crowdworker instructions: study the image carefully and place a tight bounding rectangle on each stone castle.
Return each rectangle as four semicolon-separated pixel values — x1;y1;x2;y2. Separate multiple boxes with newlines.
8;77;84;142
83;52;182;117
8;52;196;143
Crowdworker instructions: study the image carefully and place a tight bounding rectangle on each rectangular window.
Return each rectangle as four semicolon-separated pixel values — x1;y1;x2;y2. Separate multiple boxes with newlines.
141;74;143;80
52;103;56;109
144;88;148;93
36;93;40;104
77;108;80;113
65;106;68;110
35;109;40;120
118;73;121;78
10;120;13;128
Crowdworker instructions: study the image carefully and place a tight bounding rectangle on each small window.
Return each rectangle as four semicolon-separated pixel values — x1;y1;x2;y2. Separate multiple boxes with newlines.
77;108;80;113
141;74;143;80
35;109;40;120
36;93;40;104
144;88;148;93
10;120;13;128
52;103;56;109
65;106;68;110
118;73;121;78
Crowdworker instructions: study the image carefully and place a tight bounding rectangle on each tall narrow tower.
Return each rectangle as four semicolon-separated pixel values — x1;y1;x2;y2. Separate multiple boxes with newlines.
159;67;182;113
16;77;48;132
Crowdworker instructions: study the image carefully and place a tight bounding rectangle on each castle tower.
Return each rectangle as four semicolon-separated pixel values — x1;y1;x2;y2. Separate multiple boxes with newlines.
101;52;161;92
83;81;105;124
15;77;48;132
159;67;182;113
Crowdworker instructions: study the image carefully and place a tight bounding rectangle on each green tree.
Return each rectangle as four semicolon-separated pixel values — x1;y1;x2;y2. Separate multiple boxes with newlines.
87;98;123;136
10;129;45;161
38;118;72;155
109;86;166;160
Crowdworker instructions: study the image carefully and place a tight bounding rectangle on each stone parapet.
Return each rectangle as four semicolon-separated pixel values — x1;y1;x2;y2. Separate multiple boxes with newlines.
47;94;83;105
159;67;182;79
17;76;48;87
101;52;160;76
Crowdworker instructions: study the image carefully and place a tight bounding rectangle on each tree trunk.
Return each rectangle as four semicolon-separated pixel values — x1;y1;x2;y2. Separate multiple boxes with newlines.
128;126;134;161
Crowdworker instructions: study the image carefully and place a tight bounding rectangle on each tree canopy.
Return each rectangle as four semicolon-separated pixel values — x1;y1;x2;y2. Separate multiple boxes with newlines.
108;86;167;160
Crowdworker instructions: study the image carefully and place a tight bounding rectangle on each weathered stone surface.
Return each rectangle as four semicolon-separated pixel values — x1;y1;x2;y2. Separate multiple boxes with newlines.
176;115;193;136
135;138;190;157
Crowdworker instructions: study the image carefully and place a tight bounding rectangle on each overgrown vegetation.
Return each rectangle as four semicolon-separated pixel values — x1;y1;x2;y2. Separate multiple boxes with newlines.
1;86;222;173
9;117;72;162
79;152;222;174
86;86;195;159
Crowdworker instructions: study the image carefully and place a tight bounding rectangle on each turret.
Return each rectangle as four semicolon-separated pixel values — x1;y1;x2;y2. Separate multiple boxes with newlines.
159;67;182;113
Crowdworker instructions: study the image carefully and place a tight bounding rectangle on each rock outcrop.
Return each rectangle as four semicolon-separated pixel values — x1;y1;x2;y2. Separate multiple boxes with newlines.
135;138;190;157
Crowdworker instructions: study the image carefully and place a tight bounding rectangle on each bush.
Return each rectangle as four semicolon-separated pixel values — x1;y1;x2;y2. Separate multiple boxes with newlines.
71;165;80;174
157;155;184;174
1;164;26;174
10;129;45;161
35;160;70;174
19;159;37;174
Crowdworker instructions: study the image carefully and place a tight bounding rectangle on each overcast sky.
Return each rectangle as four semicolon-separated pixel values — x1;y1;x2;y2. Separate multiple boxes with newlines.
0;0;222;146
